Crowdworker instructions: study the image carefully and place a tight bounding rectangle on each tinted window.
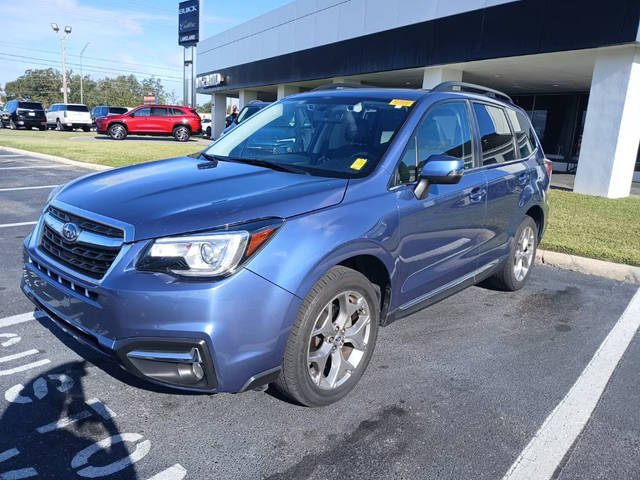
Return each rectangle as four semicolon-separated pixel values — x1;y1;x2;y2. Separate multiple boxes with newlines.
134;108;151;117
237;105;262;123
207;96;412;178
109;107;128;115
150;107;169;117
18;102;43;110
506;109;536;158
6;101;17;112
170;108;184;116
66;105;89;112
473;103;516;165
396;102;473;185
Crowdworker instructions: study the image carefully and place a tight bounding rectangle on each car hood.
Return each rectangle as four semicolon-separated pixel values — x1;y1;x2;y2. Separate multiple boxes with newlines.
54;156;348;241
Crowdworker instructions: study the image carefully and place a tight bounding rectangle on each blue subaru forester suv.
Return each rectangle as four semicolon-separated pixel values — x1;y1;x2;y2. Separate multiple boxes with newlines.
22;83;550;406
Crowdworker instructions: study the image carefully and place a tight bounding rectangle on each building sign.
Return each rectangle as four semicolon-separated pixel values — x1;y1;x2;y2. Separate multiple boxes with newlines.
143;94;158;105
196;73;224;90
178;0;199;47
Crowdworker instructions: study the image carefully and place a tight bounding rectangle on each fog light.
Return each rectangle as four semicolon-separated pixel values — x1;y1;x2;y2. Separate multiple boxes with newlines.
191;362;204;381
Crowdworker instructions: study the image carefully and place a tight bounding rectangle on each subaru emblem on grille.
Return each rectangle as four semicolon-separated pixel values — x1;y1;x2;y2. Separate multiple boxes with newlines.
62;222;80;242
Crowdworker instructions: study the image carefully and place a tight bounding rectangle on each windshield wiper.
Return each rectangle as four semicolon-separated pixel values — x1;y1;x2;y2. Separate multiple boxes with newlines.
207;154;309;175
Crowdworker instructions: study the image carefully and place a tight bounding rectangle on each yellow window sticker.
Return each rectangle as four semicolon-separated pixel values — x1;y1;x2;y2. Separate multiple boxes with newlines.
350;158;368;170
389;99;415;107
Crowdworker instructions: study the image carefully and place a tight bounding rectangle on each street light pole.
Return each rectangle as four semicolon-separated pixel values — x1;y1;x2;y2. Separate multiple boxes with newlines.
51;23;71;103
80;42;90;104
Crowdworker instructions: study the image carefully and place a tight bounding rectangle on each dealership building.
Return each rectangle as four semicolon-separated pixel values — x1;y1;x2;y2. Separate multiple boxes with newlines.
196;0;640;198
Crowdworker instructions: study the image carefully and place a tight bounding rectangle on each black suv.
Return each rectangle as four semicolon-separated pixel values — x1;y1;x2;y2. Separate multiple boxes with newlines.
1;100;47;130
90;105;129;125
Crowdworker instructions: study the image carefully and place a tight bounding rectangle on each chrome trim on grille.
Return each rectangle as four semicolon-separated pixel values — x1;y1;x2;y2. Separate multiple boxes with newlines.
44;213;124;248
50;199;135;243
31;205;134;285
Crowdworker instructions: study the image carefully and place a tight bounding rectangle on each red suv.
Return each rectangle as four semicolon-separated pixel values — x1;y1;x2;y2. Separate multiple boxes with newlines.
96;105;201;142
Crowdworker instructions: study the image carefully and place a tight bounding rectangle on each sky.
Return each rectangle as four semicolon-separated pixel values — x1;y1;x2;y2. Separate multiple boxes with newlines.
0;0;291;105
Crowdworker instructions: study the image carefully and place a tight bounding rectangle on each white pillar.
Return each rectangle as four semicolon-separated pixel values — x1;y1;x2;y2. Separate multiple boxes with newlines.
212;93;227;139
239;89;257;108
574;46;640;198
421;67;462;89
277;85;299;100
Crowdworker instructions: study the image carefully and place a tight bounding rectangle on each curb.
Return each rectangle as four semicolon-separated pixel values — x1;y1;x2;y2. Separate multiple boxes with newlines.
0;146;112;171
536;249;640;284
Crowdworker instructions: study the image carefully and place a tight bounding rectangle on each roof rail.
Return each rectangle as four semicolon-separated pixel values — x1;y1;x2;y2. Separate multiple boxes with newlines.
311;82;373;91
431;81;513;103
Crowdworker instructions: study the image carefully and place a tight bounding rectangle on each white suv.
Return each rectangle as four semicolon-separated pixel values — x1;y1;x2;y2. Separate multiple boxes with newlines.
46;104;92;131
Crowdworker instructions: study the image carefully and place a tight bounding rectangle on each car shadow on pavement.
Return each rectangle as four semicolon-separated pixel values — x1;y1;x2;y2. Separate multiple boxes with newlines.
91;136;206;143
0;360;140;479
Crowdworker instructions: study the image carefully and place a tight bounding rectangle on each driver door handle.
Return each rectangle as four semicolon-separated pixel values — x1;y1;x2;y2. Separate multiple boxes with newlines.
469;187;486;203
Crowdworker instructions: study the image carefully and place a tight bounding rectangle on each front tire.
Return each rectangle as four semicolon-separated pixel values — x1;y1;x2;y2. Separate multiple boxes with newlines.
487;216;538;291
82;126;90;132
108;123;127;140
275;266;379;407
9;119;17;130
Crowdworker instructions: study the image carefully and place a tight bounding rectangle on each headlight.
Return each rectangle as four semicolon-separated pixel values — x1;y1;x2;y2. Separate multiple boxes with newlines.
137;219;283;278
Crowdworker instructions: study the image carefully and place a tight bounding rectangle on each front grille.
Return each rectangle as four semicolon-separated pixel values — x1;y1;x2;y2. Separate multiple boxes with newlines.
40;223;120;279
48;205;124;239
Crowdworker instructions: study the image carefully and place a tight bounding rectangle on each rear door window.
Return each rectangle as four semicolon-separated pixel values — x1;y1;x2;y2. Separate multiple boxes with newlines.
109;107;128;115
150;107;169;117
473;103;516;165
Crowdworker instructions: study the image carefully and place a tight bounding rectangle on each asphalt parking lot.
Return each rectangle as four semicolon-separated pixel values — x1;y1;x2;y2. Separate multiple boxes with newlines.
0;148;639;479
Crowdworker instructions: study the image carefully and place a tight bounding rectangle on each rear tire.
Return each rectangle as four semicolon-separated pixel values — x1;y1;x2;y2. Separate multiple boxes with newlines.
39;126;46;131
82;126;90;132
55;119;63;131
108;123;127;140
487;216;538;291
9;119;17;130
274;266;379;407
173;125;190;142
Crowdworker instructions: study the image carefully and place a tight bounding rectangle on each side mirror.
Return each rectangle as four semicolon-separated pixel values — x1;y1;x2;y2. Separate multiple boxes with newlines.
414;155;464;200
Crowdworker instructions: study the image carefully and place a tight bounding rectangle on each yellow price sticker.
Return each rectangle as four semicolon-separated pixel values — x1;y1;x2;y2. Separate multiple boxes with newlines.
350;158;368;170
389;99;415;107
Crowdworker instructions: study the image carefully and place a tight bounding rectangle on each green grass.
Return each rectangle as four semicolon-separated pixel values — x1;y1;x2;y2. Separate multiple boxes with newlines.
0;129;208;168
541;189;640;266
2;129;638;265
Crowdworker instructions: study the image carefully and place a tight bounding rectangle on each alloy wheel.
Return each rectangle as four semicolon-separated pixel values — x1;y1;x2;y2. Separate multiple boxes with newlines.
110;124;126;140
513;225;535;282
307;291;372;390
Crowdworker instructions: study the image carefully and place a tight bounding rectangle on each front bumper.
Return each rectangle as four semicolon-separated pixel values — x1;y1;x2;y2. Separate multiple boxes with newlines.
21;221;301;393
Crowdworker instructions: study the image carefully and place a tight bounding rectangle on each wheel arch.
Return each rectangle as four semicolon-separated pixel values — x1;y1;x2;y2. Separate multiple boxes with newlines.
108;121;128;132
525;204;545;241
292;240;395;326
173;123;191;132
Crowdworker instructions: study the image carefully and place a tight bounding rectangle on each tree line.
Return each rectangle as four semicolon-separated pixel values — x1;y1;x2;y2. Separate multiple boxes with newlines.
2;68;178;108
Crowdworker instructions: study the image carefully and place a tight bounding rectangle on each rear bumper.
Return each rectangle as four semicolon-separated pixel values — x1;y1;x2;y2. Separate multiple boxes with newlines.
16;117;46;127
21;225;301;393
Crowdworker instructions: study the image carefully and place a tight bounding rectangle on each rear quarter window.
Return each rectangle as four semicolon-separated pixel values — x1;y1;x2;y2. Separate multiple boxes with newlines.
473;103;516;165
506;109;537;158
66;105;89;112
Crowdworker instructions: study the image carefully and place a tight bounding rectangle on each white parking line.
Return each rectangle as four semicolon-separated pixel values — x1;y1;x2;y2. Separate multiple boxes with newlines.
0;350;39;364
0;185;57;192
502;287;640;480
0;154;24;158
0;165;67;170
0;312;37;329
36;410;93;434
0;222;37;229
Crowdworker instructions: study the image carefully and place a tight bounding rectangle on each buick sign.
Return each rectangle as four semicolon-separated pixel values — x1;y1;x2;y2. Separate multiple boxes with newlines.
62;222;80;242
178;0;199;47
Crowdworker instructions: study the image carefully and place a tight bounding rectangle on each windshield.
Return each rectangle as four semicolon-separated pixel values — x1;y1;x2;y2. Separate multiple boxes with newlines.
206;96;412;178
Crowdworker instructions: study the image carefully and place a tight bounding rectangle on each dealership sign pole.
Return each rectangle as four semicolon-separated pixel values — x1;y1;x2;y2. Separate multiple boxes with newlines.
178;0;199;107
